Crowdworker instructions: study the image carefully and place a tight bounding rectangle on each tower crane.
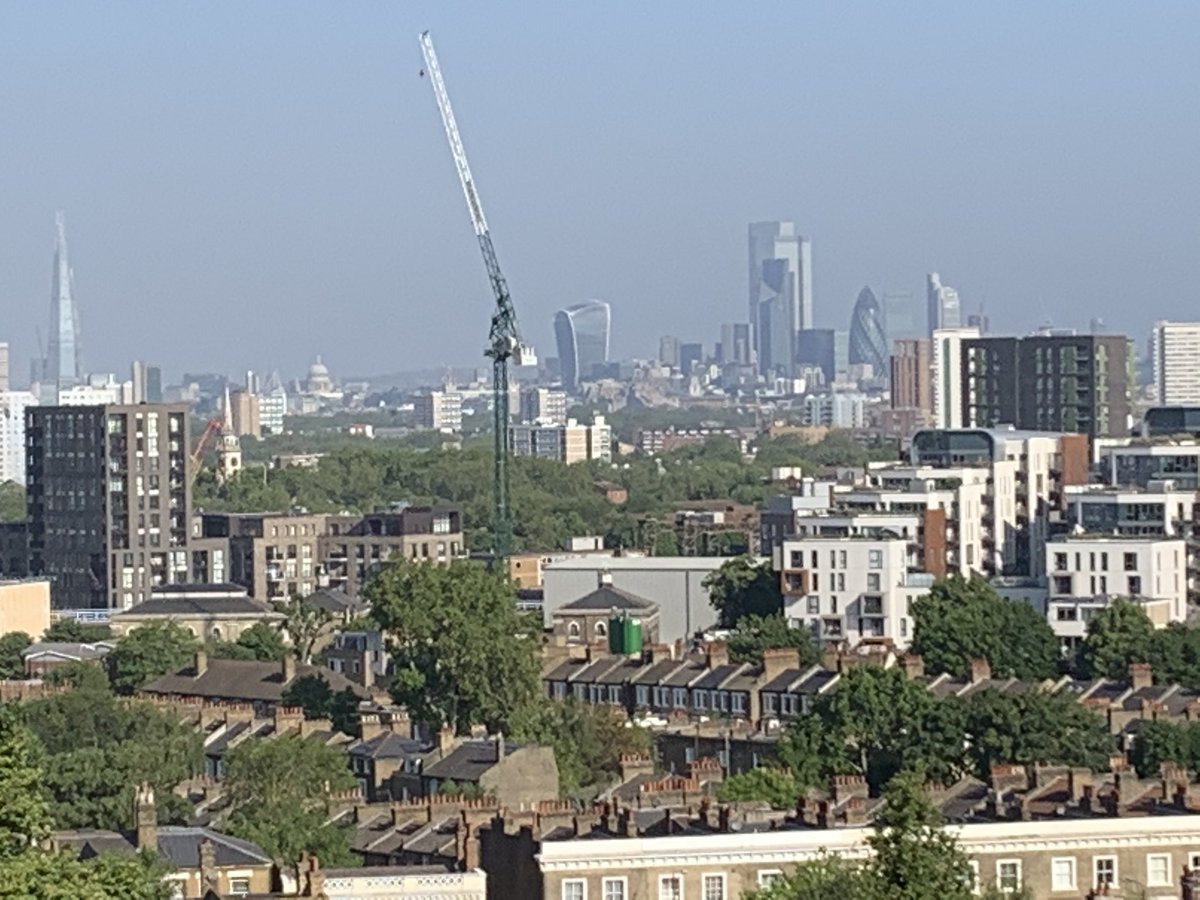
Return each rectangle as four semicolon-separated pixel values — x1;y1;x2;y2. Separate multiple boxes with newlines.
419;31;523;560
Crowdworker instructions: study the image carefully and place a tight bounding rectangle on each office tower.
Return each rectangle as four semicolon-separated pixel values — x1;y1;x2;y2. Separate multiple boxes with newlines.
881;291;922;345
414;389;463;432
679;343;703;377
719;323;752;366
0;342;8;392
833;331;850;380
848;286;887;374
961;334;1132;439
227;389;262;438
795;329;835;383
966;308;990;335
926;273;961;336
259;372;287;435
518;387;568;425
932;327;980;429
658;336;680;369
0;391;36;485
890;339;933;414
130;361;163;404
510;416;612;464
26;403;192;610
44;213;83;400
749;222;811;375
1151;322;1200;406
553;300;611;390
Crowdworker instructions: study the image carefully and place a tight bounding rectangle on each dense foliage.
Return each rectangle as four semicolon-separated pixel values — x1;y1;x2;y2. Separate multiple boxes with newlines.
42;620;112;643
705;557;781;627
0;633;31;680
911;575;1060;680
726;614;819;667
281;674;361;736
107;622;199;695
368;559;541;734
1130;719;1200;777
0;481;23;523
223;735;356;868
0;707;52;859
1076;596;1158;680
209;622;287;663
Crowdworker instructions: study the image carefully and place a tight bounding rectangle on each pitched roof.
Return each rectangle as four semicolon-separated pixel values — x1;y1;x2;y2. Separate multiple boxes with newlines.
423;739;519;782
22;641;114;661
142;658;367;703
558;584;657;613
59;826;272;868
112;594;280;619
350;731;431;761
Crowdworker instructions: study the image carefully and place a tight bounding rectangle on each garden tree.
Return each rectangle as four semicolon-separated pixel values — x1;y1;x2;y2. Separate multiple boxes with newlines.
960;689;1113;779
232;621;287;661
1076;596;1155;680
367;558;541;734
207;641;257;661
726;614;819;666
21;687;201;830
1130;720;1200;777
0;632;31;680
0;848;170;899
0;707;52;860
276;597;335;665
911;575;1059;680
704;556;781;627
223;735;356;868
0;480;23;522
716;767;804;810
1146;623;1200;688
436;780;488;800
107;622;199;695
44;660;110;692
512;700;652;798
280;674;361;736
41;619;112;643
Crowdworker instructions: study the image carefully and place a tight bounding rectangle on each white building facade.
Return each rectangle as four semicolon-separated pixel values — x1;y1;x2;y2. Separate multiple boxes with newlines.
0;390;36;485
1151;321;1200;406
931;327;980;429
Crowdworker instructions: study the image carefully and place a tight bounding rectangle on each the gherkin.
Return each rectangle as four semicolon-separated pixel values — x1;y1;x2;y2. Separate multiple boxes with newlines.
848;286;887;374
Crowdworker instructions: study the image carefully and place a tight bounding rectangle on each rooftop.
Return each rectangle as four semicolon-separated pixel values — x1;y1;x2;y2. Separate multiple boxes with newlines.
142;657;366;703
557;584;658;614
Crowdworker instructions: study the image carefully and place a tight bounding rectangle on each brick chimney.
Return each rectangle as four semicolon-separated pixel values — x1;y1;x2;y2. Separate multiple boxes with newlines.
359;714;385;742
829;774;868;805
762;648;801;682
133;783;157;850
300;853;325;897
705;642;729;669
1129;662;1153;690
437;723;457;758
618;753;654;781
968;657;991;684
989;764;1029;795
901;654;925;679
198;838;218;894
282;653;297;684
193;650;207;677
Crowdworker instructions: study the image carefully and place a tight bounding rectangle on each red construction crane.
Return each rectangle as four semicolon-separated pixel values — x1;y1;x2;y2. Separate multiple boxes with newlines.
189;417;223;482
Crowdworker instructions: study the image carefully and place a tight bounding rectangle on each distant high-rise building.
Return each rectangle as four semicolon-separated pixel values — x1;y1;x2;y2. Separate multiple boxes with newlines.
259;372;287;435
0;391;36;485
679;343;703;377
658;336;680;369
932;327;980;429
848;286;887;375
719;323;752;366
130;361;163;404
966;306;990;335
834;330;850;381
926;273;961;336
1151;322;1200;406
881;291;922;346
749;222;811;375
44;213;83;400
26;403;192;609
961;334;1132;439
553;300;611;390
518;387;568;426
0;342;8;392
510;416;612;464
795;329;835;384
890;339;933;417
226;389;262;439
414;389;463;433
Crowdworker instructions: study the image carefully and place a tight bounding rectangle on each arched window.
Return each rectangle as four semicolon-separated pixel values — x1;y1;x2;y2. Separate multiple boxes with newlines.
567;621;581;639
595;621;608;637
209;627;222;641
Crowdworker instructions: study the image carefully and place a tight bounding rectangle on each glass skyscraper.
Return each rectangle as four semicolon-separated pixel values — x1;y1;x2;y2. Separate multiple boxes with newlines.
748;221;812;376
554;300;611;390
848;286;887;374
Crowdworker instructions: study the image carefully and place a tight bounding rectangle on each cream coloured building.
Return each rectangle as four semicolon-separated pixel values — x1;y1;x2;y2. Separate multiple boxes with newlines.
0;579;50;639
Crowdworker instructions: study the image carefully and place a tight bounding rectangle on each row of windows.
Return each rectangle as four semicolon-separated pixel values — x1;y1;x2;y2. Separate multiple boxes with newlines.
787;549;885;570
977;851;1186;893
561;870;781;899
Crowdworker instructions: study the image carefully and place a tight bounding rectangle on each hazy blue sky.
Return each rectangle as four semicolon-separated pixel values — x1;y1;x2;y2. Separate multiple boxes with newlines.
2;2;1197;384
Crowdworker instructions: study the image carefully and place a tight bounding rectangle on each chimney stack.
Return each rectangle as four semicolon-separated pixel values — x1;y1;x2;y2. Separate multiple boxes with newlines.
282;653;297;684
599;570;613;587
438;723;457;758
193;650;207;677
133;783;157;850
1129;662;1153;690
495;731;505;762
968;657;991;684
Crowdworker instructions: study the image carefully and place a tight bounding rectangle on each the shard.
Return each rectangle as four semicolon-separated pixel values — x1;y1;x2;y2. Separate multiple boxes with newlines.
45;212;83;397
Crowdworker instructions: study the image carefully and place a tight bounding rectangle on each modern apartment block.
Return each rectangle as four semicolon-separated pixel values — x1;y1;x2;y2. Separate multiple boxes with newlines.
26;403;192;609
1097;440;1200;489
517;387;568;426
889;338;932;420
931;327;979;428
961;334;1132;439
413;389;463;433
198;511;327;602
510;417;612;464
320;506;465;597
0;390;36;485
1152;321;1200;406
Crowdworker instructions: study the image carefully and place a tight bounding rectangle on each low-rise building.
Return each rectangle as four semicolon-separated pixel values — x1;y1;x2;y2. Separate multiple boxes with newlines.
108;583;282;642
510;416;612;464
549;575;660;647
22;640;113;677
199;511;327;603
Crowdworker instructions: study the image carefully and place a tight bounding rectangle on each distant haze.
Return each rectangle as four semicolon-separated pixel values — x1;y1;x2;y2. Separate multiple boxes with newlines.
2;2;1197;382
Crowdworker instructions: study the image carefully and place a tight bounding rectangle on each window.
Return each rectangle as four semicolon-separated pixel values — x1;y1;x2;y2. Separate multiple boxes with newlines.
806;596;819;614
562;880;586;900
602;878;627;900
1146;853;1170;887
762;693;777;714
997;860;1021;892
1093;857;1116;888
839;550;847;568
757;870;783;887
811;550;818;568
229;878;251;895
694;691;707;710
673;688;687;709
867;572;881;591
731;693;746;714
868;549;883;569
966;861;979;895
1124;551;1138;571
1050;857;1076;891
702;873;725;900
830;550;837;568
635;686;649;707
1128;575;1142;594
837;573;846;591
659;875;683;900
1054;552;1068;571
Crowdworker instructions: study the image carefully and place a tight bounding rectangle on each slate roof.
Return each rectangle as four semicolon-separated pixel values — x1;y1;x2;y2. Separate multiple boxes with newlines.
58;826;272;868
142;658;367;703
349;731;432;761
423;739;519;782
558;584;657;613
22;641;114;661
113;594;279;619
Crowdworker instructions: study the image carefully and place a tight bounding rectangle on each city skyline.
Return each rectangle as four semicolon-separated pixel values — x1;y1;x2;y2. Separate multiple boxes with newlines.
2;4;1198;380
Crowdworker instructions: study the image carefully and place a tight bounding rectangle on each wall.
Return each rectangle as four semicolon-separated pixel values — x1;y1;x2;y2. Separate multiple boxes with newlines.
0;580;51;638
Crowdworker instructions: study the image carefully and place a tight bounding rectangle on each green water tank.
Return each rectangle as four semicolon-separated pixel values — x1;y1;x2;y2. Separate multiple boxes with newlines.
608;613;644;655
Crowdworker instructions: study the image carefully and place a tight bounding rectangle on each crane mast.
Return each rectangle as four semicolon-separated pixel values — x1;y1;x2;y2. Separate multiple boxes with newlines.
419;31;521;560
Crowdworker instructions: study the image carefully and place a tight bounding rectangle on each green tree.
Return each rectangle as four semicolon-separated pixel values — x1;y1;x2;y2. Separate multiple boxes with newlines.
223;735;356;868
716;767;804;809
704;556;781;627
1145;622;1200;688
41;620;112;643
726;614;819;666
44;660;111;692
0;707;52;860
1076;596;1155;680
911;575;1059;679
107;622;199;695
277;597;335;665
1130;719;1200;777
233;621;287;661
281;674;361;736
512;700;651;798
748;853;882;900
0;481;23;523
0;632;31;680
21;689;201;830
368;558;540;733
0;848;170;899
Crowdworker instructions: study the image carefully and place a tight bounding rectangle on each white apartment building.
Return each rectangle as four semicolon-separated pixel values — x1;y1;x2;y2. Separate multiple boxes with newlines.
1097;440;1200;490
1046;536;1187;654
802;392;866;429
1151;321;1200;406
777;535;929;648
0;390;36;485
413;389;463;433
518;387;568;426
510;416;611;465
931;326;979;429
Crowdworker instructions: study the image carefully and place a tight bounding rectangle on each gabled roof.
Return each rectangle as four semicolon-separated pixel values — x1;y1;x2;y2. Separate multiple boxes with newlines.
557;584;657;614
423;739;520;783
142;658;366;703
350;731;432;761
58;825;272;869
113;594;279;619
22;641;114;661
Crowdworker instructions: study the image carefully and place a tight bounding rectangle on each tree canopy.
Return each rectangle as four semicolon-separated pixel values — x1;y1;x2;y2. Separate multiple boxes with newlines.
0;707;52;860
1076;596;1156;680
107;622;199;695
726;614;819;666
41;619;112;644
367;558;540;734
222;735;356;868
911;575;1059;680
210;622;287;663
281;674;360;736
0;632;31;680
0;481;23;523
704;556;781;628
